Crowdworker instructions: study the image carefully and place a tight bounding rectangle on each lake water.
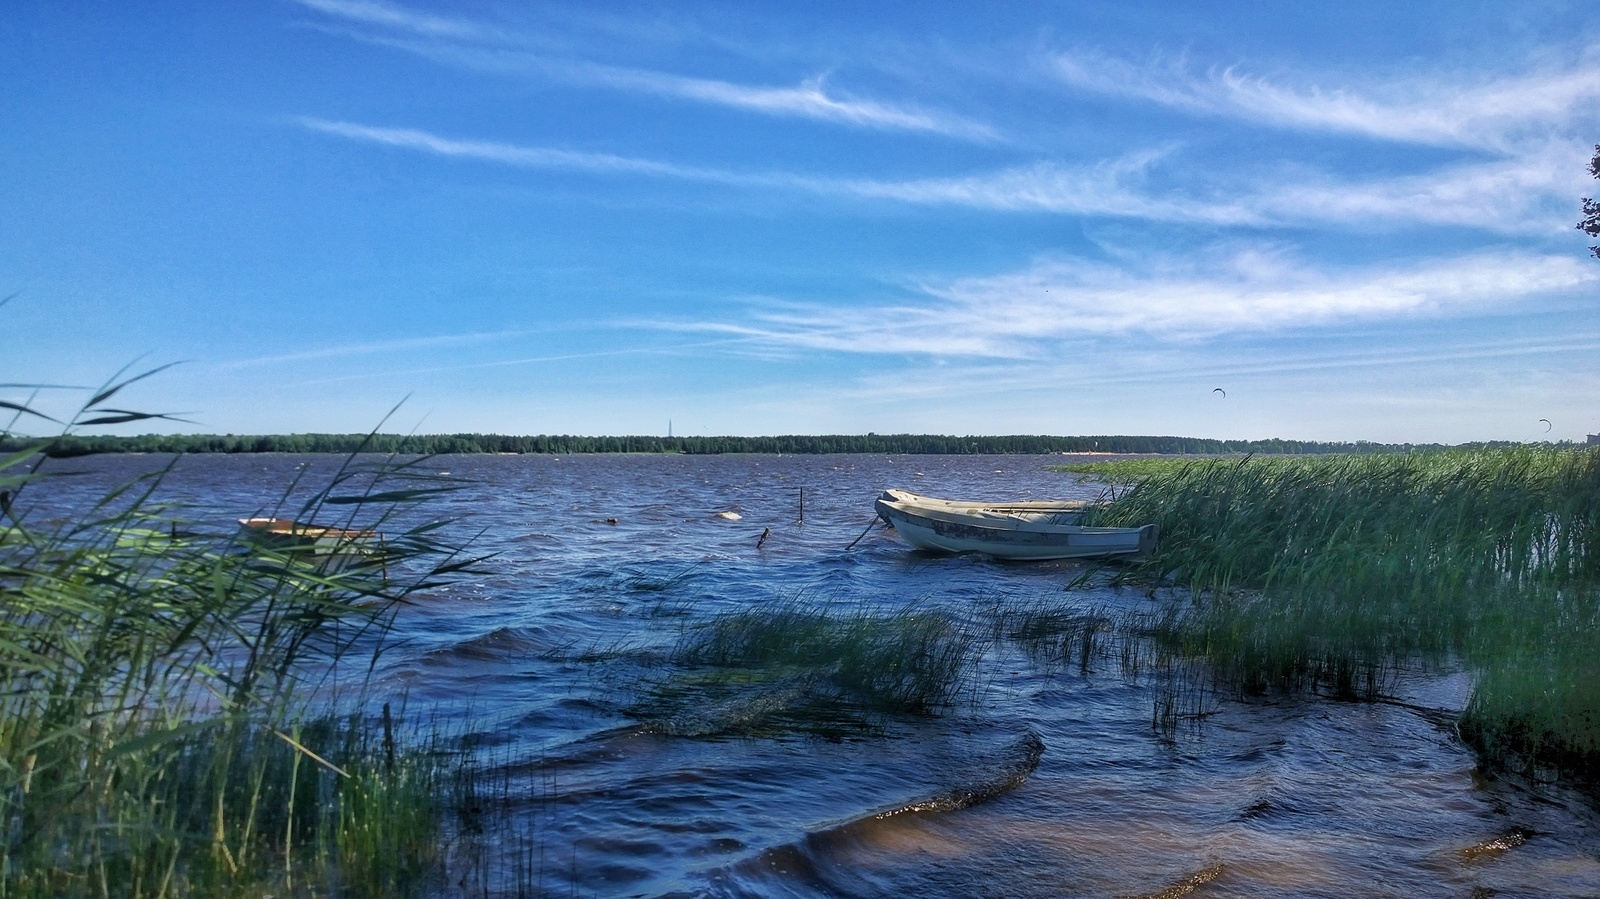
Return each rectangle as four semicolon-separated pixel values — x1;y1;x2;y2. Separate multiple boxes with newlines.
21;452;1600;898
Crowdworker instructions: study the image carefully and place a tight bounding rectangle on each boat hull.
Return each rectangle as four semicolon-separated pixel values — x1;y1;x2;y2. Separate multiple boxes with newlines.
874;491;1156;561
237;517;385;573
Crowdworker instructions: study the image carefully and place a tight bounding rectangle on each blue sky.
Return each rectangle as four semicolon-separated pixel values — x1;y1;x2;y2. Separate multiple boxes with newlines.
4;1;1600;442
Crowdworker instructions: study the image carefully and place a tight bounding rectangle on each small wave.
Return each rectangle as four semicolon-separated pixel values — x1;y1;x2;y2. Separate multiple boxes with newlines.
420;625;541;663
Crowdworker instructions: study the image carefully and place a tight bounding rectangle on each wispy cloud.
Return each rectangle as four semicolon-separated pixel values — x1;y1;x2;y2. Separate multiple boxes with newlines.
299;118;743;181
300;117;1259;224
1240;142;1588;234
919;248;1596;341
214;328;536;369
292;0;997;140
815;329;1600;411
840;145;1590;233
302;117;1584;233
1051;50;1600;150
832;151;1262;224
293;0;505;42
573;65;998;140
650;249;1596;358
287;337;757;386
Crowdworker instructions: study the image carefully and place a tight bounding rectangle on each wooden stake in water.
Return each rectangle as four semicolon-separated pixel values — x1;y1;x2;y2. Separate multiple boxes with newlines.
798;487;804;523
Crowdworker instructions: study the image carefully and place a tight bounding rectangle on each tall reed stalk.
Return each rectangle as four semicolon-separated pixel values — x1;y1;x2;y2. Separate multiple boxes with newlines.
0;368;479;897
1083;448;1600;772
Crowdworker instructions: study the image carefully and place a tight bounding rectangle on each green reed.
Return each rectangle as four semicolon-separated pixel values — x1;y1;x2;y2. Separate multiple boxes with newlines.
629;600;985;737
0;370;493;897
1080;448;1600;771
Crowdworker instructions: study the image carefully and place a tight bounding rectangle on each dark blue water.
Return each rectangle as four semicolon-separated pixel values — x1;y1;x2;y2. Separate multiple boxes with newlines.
21;453;1600;897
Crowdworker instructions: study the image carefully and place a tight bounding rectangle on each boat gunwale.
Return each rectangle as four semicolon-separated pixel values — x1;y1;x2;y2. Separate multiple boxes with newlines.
879;488;1096;515
875;498;1133;536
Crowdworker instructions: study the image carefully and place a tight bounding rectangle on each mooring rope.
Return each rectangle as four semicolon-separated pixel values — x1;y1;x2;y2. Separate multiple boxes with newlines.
844;517;883;550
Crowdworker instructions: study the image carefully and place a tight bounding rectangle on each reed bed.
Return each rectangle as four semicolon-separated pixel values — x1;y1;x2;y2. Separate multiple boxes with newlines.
629;600;985;737
0;374;496;897
1079;448;1600;772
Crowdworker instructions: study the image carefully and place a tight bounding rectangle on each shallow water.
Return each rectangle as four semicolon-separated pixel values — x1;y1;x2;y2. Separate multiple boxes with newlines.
21;453;1600;897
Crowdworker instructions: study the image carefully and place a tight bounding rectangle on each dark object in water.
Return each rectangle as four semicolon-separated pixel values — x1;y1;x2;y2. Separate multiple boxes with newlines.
1130;864;1225;899
1459;827;1534;860
874;730;1045;817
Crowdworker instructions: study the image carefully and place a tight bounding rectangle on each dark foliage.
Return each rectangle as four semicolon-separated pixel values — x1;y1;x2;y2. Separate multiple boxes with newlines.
1580;143;1600;259
0;432;1512;457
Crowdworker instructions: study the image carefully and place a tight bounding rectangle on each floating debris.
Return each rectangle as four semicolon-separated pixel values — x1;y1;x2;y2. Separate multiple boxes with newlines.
874;731;1044;817
714;511;742;520
1460;827;1533;861
1130;864;1225;899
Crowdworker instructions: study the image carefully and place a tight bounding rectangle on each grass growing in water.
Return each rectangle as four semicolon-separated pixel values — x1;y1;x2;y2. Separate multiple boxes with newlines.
1079;448;1600;773
629;600;984;737
0;372;496;897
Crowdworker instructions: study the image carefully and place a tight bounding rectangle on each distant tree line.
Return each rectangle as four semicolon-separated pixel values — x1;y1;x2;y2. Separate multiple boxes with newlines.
0;432;1528;457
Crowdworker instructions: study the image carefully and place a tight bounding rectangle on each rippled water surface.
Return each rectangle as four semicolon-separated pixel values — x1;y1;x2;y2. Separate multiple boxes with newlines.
25;453;1600;897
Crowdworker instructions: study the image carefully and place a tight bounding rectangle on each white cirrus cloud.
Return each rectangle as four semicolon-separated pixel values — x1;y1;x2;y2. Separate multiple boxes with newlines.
832;151;1262;225
1241;141;1591;234
293;0;998;140
573;65;1000;140
301;117;1187;214
292;0;502;42
298;118;743;181
301;117;1585;234
652;249;1597;358
214;328;538;370
1051;50;1600;150
837;145;1590;233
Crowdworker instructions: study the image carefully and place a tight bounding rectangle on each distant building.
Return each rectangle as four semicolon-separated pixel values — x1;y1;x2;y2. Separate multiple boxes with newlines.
1590;434;1600;445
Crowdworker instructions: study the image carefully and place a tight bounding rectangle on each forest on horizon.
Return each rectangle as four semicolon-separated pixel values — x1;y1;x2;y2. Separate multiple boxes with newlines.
0;432;1536;457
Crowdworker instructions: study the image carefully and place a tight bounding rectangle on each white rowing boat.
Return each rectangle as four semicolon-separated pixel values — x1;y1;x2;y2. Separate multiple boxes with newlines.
873;490;1156;561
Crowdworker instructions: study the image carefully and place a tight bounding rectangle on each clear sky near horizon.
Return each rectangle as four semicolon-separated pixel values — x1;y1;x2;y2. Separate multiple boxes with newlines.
4;1;1600;443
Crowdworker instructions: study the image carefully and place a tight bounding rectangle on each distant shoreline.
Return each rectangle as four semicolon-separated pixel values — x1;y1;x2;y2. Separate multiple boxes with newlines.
0;433;1539;458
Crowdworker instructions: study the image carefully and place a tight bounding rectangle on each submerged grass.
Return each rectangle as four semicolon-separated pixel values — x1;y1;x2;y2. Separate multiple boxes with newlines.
987;598;1120;675
1079;448;1600;773
628;600;985;738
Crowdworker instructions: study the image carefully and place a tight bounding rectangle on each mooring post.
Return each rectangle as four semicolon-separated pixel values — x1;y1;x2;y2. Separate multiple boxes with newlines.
798;487;804;523
381;702;395;774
